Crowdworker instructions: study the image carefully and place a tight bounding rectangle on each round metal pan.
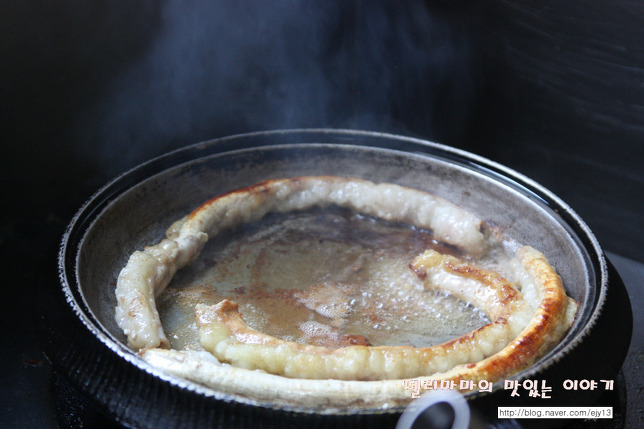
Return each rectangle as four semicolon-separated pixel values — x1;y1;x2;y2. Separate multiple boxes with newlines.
50;129;632;428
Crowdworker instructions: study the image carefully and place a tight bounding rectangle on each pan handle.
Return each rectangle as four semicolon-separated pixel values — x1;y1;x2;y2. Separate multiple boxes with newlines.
396;390;471;429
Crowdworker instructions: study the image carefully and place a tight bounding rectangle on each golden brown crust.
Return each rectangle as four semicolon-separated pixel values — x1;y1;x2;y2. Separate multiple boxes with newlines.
415;247;577;385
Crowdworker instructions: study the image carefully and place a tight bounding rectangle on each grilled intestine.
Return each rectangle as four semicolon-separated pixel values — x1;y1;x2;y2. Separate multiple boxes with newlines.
115;176;576;409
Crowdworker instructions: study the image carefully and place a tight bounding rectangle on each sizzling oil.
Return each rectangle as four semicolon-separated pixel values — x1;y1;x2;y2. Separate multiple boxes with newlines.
157;208;489;350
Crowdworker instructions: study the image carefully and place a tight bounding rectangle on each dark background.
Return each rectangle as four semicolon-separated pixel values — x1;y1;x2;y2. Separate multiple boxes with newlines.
1;0;642;427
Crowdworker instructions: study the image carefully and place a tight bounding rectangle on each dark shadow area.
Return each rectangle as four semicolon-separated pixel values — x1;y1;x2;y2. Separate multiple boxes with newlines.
469;0;644;260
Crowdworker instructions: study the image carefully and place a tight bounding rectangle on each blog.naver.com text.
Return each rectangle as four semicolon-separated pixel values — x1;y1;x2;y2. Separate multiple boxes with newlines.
498;407;612;419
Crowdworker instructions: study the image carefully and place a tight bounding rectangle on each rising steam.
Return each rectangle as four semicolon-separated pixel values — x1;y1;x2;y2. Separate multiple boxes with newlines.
73;0;477;177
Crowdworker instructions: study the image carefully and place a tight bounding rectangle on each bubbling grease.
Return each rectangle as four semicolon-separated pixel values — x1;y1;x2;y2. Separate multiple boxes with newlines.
157;207;490;351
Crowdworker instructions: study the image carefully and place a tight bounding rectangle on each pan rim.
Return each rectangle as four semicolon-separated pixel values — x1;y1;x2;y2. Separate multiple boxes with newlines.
58;128;609;417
